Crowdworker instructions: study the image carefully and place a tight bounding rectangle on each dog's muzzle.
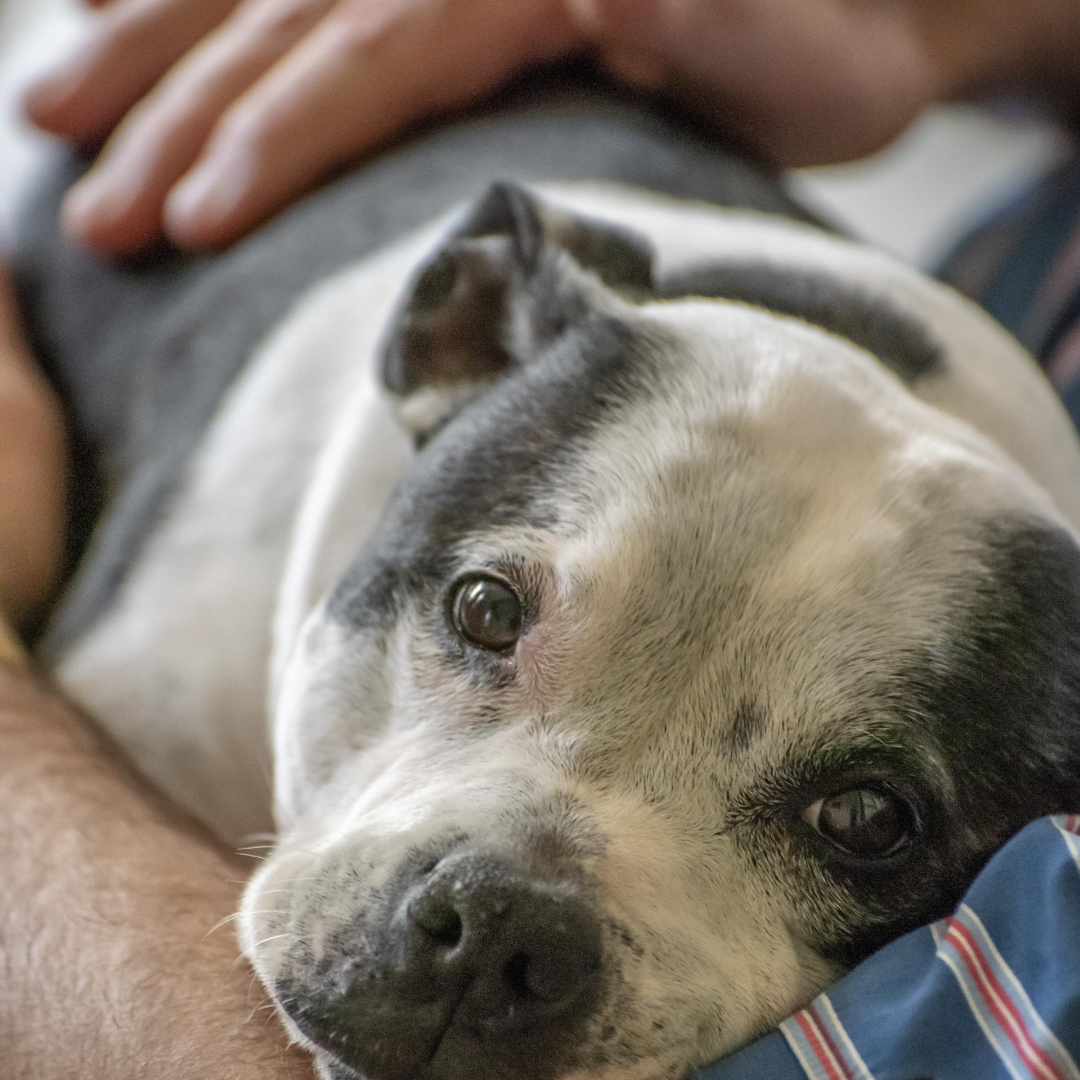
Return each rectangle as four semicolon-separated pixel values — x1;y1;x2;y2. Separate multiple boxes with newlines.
278;848;605;1080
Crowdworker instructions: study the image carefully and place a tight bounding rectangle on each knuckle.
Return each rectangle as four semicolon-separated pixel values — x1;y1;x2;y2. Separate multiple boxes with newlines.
216;101;282;154
323;2;404;64
569;0;665;41
236;0;329;47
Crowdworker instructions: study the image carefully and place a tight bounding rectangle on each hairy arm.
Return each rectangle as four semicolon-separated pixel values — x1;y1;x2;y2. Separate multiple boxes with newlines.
0;659;315;1080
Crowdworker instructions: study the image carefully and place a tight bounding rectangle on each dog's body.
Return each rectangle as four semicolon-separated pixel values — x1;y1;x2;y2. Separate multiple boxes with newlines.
14;77;1080;1080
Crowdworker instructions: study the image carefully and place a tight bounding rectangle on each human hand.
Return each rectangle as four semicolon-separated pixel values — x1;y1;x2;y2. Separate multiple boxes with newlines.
0;263;66;632
24;0;1080;255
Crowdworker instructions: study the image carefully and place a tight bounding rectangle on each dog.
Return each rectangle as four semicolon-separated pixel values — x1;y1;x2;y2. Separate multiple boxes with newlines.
12;72;1080;1080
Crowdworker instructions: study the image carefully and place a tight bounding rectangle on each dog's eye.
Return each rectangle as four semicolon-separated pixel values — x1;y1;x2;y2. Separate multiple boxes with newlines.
451;576;523;650
802;788;915;858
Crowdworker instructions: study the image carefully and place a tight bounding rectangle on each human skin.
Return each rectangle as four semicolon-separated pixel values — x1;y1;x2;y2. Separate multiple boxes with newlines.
0;667;317;1080
0;270;314;1079
0;266;65;628
23;0;1080;255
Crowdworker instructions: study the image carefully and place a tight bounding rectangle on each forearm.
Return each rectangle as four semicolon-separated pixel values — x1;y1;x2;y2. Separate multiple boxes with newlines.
0;656;313;1080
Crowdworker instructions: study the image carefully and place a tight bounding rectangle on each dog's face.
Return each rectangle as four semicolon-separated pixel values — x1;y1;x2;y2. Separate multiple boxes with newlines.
243;186;1080;1080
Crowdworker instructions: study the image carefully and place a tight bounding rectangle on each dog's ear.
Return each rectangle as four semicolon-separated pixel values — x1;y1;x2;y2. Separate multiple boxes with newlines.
380;182;654;434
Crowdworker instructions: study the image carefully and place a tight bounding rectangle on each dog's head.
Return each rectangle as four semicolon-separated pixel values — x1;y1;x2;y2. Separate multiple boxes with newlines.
244;184;1080;1080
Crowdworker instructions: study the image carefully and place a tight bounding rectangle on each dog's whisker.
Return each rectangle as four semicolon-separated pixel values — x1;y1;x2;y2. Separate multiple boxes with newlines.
205;911;244;937
251;876;319;889
205;909;289;938
246;997;285;1024
242;832;279;845
238;933;290;966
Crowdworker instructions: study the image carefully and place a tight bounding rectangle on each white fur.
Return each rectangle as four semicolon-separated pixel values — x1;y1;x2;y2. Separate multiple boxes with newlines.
48;187;1080;1078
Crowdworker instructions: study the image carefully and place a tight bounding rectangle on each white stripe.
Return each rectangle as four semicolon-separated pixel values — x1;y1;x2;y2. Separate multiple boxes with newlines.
937;940;1030;1080
946;921;1057;1080
1053;817;1080;879
930;920;947;948
959;905;1080;1080
780;1016;835;1080
815;996;877;1080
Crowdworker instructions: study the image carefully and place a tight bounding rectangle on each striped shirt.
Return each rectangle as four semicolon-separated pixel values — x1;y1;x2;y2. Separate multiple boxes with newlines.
940;148;1080;429
699;815;1080;1080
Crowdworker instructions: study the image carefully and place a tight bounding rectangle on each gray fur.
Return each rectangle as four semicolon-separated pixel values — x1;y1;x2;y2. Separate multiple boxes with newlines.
660;260;945;382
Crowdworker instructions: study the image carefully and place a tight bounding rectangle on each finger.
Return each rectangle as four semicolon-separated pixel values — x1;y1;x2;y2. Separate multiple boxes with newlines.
0;266;67;627
24;0;244;144
583;0;936;166
61;0;334;253
163;0;578;249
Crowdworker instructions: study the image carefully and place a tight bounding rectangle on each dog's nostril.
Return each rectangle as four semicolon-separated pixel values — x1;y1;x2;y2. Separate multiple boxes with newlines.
499;950;583;1003
409;893;464;948
510;939;601;1004
394;851;604;1043
502;952;531;998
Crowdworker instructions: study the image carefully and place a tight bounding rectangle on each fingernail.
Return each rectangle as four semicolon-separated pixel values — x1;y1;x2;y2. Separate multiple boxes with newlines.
63;170;134;236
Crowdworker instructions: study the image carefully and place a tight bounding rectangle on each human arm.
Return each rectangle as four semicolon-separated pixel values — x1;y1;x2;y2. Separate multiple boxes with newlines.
0;663;318;1080
23;0;1080;256
0;267;315;1079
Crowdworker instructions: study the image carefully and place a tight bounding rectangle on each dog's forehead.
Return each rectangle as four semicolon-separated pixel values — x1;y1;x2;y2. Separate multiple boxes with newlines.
498;324;952;723
326;298;1059;775
333;296;1042;640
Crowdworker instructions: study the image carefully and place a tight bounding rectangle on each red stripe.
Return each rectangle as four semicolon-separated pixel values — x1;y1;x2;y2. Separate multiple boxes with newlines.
1065;814;1080;835
809;1004;857;1080
794;1010;849;1080
946;919;1066;1080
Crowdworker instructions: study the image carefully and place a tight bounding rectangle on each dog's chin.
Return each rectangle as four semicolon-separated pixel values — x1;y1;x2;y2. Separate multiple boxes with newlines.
313;1051;366;1080
312;1057;677;1080
308;1043;686;1080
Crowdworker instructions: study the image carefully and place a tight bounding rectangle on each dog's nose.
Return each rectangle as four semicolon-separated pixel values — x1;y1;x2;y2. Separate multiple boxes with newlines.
401;850;602;1030
281;850;604;1079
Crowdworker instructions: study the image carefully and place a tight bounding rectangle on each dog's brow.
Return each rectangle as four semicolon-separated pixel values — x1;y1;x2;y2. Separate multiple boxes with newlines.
725;699;768;753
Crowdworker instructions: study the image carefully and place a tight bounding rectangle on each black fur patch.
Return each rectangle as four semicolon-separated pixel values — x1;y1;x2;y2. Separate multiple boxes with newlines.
331;312;668;631
815;517;1080;967
660;261;943;382
726;700;768;754
381;182;655;400
910;518;1080;828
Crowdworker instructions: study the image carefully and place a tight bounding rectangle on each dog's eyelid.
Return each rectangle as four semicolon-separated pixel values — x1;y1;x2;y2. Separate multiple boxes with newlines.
444;555;549;612
725;743;936;829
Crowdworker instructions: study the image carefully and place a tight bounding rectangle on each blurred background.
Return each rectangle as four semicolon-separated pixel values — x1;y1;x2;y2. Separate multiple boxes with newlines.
0;0;1069;264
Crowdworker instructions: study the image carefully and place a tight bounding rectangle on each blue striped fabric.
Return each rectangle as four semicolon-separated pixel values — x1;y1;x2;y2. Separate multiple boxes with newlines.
939;148;1080;430
697;815;1080;1080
